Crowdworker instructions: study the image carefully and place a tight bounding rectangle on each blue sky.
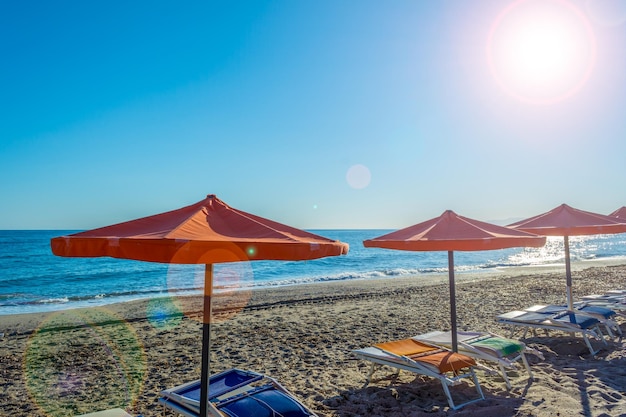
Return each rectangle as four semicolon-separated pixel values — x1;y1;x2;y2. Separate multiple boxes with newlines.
2;0;625;230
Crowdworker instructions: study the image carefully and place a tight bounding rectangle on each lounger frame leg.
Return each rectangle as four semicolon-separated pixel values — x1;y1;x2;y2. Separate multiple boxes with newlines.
440;381;457;409
472;370;485;402
583;335;597;356
499;351;533;389
598;328;608;345
605;319;622;338
582;327;606;356
362;363;377;388
440;370;485;410
498;363;512;390
520;352;533;380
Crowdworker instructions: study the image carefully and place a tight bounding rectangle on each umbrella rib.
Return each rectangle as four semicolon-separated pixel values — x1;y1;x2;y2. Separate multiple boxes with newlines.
161;205;210;240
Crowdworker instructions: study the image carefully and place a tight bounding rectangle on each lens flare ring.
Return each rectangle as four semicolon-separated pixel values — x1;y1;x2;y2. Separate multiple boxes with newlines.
346;164;372;189
165;244;254;325
23;308;146;415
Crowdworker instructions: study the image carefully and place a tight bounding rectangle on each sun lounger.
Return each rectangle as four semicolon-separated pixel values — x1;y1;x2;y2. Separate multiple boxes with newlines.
352;338;485;410
581;293;626;316
496;310;606;356
579;297;626;318
582;293;625;302
413;330;542;389
159;368;316;417
525;304;622;338
582;292;626;305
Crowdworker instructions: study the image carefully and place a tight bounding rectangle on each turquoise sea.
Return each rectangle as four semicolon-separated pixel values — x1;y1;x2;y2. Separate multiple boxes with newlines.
1;230;626;315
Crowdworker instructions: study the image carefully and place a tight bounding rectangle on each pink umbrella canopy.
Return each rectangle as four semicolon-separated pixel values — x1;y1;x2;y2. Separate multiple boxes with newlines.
509;204;626;309
609;207;626;221
364;210;546;352
51;194;349;417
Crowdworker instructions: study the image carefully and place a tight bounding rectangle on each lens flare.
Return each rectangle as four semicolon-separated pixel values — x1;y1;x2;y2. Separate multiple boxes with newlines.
487;0;596;105
346;164;371;189
246;245;257;257
212;264;254;322
585;0;626;26
166;261;253;324
146;297;183;329
24;308;146;415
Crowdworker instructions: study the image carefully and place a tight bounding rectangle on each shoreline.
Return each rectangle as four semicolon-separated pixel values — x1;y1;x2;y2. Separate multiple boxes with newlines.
3;256;625;322
2;261;626;416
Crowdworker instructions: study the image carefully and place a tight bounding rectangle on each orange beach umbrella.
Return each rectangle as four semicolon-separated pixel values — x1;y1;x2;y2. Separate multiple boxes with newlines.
508;204;626;310
363;210;545;352
51;194;348;417
609;206;626;221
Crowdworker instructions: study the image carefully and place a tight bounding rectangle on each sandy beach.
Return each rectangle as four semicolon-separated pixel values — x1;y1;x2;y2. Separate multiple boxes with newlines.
2;261;626;417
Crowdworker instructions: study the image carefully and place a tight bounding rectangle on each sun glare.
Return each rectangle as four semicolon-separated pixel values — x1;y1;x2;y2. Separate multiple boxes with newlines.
585;0;626;27
488;0;596;105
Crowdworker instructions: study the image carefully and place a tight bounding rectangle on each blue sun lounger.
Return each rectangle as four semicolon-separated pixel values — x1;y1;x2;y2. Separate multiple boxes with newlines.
159;368;316;417
496;310;606;356
583;291;626;300
581;294;626;318
525;304;622;339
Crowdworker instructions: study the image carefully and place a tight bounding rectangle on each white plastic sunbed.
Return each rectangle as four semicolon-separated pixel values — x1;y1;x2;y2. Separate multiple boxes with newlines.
496;310;606;356
352;338;485;410
159;368;316;417
413;330;542;390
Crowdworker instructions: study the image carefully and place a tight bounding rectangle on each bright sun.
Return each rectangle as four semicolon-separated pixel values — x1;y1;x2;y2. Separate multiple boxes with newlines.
487;0;596;105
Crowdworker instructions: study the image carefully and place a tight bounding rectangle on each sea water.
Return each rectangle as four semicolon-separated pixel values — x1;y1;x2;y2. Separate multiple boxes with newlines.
1;229;626;315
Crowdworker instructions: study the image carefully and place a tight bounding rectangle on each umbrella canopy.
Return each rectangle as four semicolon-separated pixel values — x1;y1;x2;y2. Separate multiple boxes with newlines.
609;206;626;221
508;203;626;310
364;210;546;352
51;194;348;263
51;194;348;417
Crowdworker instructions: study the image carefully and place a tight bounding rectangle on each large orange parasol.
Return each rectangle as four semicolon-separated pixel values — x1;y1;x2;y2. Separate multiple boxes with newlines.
51;194;348;417
509;204;626;310
363;210;545;352
609;206;626;221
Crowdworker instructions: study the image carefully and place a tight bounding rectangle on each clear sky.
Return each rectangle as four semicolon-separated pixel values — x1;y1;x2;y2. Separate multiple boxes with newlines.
2;0;625;230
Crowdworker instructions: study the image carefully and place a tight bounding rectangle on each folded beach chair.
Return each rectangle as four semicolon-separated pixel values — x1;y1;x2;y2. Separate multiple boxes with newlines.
582;290;626;302
525;304;622;338
496;310;606;356
600;289;626;297
582;292;626;315
352;338;485;410
159;368;316;417
413;330;542;390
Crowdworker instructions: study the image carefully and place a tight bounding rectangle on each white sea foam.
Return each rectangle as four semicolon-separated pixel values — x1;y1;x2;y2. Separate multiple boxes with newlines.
2;230;626;315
